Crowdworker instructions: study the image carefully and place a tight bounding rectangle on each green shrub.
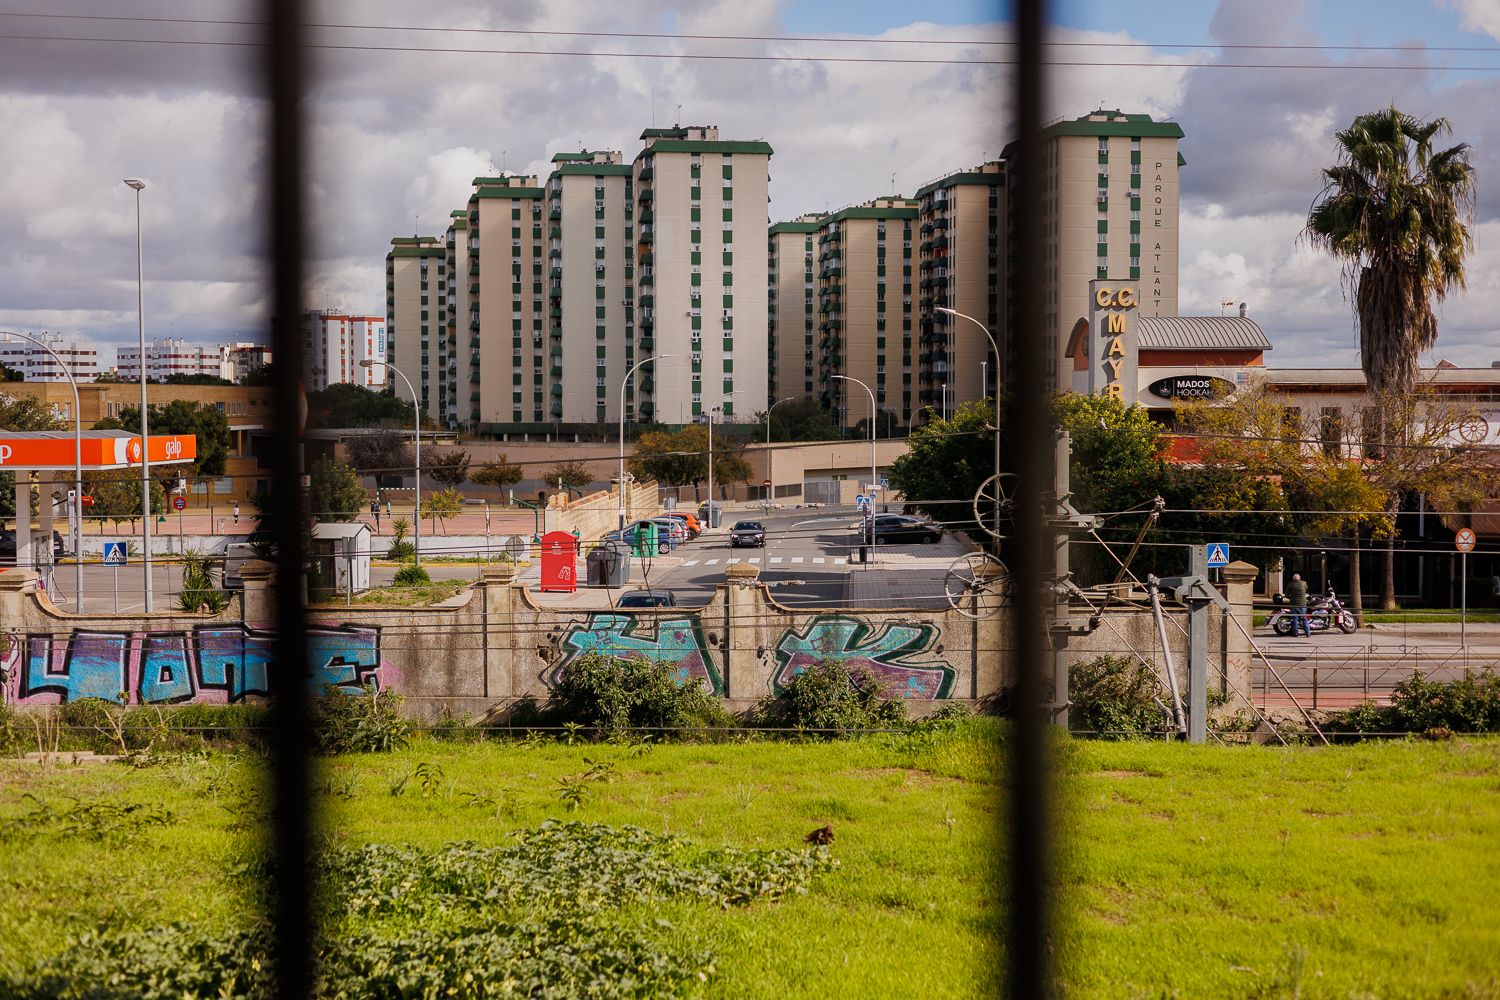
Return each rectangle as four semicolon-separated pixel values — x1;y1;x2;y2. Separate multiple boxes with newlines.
1069;654;1167;738
1390;669;1500;734
386;517;414;561
177;549;230;614
425;707;485;743
308;683;411;754
550;652;737;738
392;564;431;587
765;658;907;734
1323;699;1398;739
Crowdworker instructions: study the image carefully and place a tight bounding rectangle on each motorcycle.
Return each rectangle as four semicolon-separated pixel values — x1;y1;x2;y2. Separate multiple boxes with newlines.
1269;587;1357;636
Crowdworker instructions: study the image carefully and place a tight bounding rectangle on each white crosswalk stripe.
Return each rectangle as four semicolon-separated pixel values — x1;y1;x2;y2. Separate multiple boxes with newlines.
770;556;784;564
791;557;804;564
813;557;825;565
749;557;761;564
683;560;700;566
706;558;720;565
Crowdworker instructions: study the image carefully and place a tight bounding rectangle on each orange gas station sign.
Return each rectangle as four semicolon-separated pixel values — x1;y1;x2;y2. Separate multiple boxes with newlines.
0;434;196;470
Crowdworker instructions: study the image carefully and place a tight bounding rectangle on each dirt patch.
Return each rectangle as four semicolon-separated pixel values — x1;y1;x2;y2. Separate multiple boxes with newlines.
20;752;123;766
840;767;962;789
1097;769;1154;779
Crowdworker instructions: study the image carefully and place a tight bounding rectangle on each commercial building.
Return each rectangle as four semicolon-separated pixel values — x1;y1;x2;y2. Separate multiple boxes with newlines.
384;235;447;422
300;311;386;391
768;215;824;401
631;126;772;426
1005;109;1183;385
915;160;1005;412
814;198;919;430
0;332;99;383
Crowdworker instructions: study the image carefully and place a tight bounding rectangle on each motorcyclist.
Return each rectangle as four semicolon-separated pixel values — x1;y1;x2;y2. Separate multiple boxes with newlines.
1286;573;1311;637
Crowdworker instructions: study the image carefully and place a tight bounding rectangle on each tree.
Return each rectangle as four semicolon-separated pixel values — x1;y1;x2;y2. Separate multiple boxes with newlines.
429;449;471;487
542;460;595;498
628;427;705;491
886;401;996;544
240;364;273;386
344;428;412;493
307;457;365;523
763;396;842;442
160;373;233;386
85;468;167;532
305;382;417;429
472;455;524;492
425;487;464;534
1305;106;1475;399
0;362;21;382
101;400;232;480
853;409;902;440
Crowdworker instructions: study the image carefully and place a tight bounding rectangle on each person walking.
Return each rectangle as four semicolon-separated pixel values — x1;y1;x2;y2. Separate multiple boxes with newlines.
371;497;382;533
232;502;240;527
1287;572;1311;637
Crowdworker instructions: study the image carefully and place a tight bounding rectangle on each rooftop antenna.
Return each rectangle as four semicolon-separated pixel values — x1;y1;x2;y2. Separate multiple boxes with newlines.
676;104;682;125
891;172;896;193
1219;298;1234;317
501;149;507;173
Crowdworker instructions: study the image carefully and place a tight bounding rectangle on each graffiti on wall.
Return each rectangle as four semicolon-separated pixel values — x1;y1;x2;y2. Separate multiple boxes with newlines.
552;613;723;696
774;615;953;699
2;624;389;705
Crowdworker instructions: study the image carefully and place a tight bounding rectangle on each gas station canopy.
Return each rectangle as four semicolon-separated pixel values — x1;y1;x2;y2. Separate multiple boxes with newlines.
0;431;196;471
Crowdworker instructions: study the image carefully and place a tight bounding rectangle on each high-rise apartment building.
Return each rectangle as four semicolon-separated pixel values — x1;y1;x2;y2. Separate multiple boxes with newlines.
443;210;471;429
117;337;231;381
814;199;919;430
1004;110;1182;384
384;235;447;419
631;126;771;424
467;175;546;429
768;214;823;401
915;160;1005;412
0;332;99;382
299;312;385;390
224;342;272;383
547;151;634;423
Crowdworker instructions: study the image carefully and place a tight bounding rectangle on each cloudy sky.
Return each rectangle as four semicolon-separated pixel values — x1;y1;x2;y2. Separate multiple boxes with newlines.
1;0;1497;370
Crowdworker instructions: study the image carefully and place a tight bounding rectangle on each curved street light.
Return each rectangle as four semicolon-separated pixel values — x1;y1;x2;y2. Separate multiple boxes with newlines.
763;396;795;510
618;354;675;530
831;374;877;565
937;306;1002;544
359;359;422;566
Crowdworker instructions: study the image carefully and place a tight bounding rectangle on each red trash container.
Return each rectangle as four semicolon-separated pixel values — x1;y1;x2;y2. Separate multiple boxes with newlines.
538;530;579;593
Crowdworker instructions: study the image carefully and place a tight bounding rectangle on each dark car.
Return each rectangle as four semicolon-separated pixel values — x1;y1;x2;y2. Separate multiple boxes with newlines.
729;520;766;547
615;589;676;609
868;514;943;544
0;529;65;564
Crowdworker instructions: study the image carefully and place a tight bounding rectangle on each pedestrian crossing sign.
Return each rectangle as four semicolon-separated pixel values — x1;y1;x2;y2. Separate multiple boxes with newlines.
102;542;127;567
1206;543;1229;568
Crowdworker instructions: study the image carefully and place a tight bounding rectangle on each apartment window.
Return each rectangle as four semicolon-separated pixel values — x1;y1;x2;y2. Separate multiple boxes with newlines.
722;187;733;201
722;164;733;179
1098;137;1109;153
1320;407;1343;458
691;207;701;223
722;208;733;222
690;186;701;201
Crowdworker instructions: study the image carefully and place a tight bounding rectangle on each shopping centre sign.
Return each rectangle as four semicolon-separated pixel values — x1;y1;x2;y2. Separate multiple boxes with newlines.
1088;279;1138;402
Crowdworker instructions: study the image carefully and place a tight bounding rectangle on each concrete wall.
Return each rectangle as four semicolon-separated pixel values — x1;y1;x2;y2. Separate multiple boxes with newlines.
544;480;662;540
0;559;1258;726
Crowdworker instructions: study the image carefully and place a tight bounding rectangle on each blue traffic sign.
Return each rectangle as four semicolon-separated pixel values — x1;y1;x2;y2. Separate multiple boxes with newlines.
102;541;128;567
1206;543;1230;568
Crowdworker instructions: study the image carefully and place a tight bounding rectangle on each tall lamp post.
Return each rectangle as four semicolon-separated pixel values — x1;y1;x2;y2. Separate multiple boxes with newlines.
831;374;877;564
7;332;84;607
617;354;674;530
359;359;421;566
706;405;722;529
764;396;794;510
937;306;1001;544
124;178;153;610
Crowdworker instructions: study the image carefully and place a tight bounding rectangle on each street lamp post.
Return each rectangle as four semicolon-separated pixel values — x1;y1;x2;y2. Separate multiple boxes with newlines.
832;374;876;565
706;405;721;529
617;355;674;530
359;359;421;566
7;332;84;608
764;396;794;511
937;306;1002;545
124;178;153;610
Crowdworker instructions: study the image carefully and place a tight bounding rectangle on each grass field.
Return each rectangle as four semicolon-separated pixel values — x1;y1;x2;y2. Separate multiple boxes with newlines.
1;725;1497;997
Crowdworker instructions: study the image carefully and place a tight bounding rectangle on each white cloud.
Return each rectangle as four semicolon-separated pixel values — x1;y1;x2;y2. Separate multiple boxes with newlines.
1439;0;1500;41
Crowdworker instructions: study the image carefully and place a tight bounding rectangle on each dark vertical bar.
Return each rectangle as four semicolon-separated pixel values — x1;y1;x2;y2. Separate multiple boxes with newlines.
1007;0;1051;997
265;2;310;997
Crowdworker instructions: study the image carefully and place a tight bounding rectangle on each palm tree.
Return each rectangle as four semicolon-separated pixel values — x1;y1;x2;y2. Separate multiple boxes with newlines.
1304;105;1476;613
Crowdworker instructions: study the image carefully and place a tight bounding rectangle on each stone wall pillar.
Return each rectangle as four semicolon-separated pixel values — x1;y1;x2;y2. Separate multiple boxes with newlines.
238;560;276;624
973;560;1010;701
1220;560;1259;709
723;561;761;702
482;565;518;700
0;570;40;637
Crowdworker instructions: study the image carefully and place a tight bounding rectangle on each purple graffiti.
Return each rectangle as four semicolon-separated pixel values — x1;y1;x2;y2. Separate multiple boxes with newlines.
774;616;953;699
551;613;722;695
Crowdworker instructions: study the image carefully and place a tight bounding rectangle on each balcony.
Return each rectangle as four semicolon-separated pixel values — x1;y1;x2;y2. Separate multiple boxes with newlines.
640;272;654;287
550;365;562;377
638;166;653;182
639;294;654;309
638;209;654;224
638;230;653;246
550;384;562;396
639;337;654;352
638;186;654;202
550;400;563;416
548;208;561;220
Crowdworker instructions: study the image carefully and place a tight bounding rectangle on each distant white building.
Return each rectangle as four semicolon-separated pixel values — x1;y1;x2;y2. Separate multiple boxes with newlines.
116;337;231;381
301;310;386;390
0;332;99;383
223;342;273;382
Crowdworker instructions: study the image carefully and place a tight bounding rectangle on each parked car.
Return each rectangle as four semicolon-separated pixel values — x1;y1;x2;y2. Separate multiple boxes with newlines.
861;513;944;544
0;529;65;564
616;589;676;609
660;511;702;538
647;517;688;544
729;520;766;548
696;501;722;527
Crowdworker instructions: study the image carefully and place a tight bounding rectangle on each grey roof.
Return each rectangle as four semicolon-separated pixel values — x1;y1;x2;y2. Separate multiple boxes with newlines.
311;522;371;539
1136;316;1272;351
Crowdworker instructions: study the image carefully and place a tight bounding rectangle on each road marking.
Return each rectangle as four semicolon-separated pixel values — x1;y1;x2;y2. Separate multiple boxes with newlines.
770;556;784;564
706;558;720;565
749;557;761;564
683;560;700;566
813;557;825;565
791;556;804;564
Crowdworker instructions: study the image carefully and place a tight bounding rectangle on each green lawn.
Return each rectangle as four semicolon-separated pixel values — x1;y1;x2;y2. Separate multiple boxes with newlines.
1;726;1497;997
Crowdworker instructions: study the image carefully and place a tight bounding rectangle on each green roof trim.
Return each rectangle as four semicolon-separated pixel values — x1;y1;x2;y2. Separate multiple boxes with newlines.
449;210;468;218
640;127;689;139
639;139;774;156
824;204;918;225
387;246;445;259
1001;111;1184;159
469;185;545;201
770;220;823;234
390;236;440;245
914;171;1005;199
1178;151;1187;167
449;219;468;231
550;151;596;162
552;164;633;177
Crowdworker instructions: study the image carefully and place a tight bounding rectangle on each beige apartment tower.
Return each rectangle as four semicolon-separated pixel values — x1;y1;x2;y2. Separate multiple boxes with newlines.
915;161;1005;415
444;210;471;429
384;236;446;417
768;215;823;401
632;126;771;425
1004;110;1182;385
815;198;919;430
547;151;634;424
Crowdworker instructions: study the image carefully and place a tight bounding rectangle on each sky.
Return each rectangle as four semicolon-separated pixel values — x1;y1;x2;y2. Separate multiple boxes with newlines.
0;0;1498;371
